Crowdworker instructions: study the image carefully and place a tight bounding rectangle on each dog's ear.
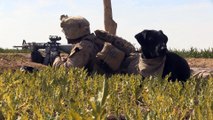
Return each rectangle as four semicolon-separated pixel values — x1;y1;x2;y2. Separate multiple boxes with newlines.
135;31;147;46
159;30;168;43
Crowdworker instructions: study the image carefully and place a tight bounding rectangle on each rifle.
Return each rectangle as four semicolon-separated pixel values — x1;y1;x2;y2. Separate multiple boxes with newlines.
13;35;73;65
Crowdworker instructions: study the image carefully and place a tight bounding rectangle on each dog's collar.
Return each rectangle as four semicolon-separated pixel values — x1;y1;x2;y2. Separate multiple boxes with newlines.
139;56;166;77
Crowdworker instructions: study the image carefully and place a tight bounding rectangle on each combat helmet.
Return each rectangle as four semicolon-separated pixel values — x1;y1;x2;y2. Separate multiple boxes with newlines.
60;15;90;41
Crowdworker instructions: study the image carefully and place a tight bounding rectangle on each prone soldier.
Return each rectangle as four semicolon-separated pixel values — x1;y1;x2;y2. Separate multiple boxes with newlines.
31;14;136;74
52;15;104;73
52;15;136;74
29;15;212;80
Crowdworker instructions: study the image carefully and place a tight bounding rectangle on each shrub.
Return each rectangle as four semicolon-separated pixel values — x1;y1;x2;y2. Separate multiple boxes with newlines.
0;68;212;119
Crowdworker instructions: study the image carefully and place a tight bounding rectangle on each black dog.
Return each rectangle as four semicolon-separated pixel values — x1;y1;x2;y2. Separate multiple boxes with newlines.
135;29;190;82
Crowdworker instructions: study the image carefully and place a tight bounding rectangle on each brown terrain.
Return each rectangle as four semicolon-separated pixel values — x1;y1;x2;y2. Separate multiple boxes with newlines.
0;53;46;73
0;53;213;74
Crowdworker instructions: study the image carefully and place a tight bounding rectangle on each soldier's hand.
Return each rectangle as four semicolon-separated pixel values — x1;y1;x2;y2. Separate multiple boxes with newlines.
43;51;60;66
49;51;60;66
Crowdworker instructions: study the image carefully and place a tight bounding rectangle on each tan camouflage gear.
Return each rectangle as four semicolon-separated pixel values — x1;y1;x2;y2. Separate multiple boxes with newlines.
96;42;125;71
53;34;100;69
54;15;138;73
139;56;166;77
95;30;136;55
60;15;90;40
122;53;141;74
122;53;166;77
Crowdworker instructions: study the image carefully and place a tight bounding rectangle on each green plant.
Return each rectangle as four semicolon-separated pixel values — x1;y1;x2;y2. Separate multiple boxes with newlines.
171;47;213;58
0;68;212;119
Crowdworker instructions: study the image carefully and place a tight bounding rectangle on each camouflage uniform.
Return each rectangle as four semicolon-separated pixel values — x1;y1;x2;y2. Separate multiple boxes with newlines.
53;15;136;74
53;34;104;72
53;15;103;72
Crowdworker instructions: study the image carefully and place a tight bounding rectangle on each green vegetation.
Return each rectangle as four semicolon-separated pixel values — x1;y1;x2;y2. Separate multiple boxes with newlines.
0;67;212;119
171;47;213;58
1;47;213;58
0;48;30;53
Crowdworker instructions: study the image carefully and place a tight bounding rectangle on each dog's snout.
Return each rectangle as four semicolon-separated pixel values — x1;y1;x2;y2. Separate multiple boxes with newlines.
158;44;167;56
160;44;167;51
161;46;167;51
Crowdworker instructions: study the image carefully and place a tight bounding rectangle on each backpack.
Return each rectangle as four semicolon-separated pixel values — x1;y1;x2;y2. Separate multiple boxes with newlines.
96;42;125;71
95;30;136;55
95;30;136;71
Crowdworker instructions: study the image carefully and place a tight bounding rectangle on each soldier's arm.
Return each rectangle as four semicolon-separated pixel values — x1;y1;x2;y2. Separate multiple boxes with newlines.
52;40;95;68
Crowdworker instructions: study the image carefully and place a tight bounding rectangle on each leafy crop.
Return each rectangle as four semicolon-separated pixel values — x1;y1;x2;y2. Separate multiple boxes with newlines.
0;67;212;119
1;47;213;58
171;47;213;58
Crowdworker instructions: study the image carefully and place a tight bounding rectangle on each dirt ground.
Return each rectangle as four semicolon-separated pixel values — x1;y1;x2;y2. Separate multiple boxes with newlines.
0;53;45;72
0;53;213;73
187;58;213;68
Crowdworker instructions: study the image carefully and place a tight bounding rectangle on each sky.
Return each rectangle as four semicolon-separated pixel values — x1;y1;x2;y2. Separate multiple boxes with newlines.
0;0;213;50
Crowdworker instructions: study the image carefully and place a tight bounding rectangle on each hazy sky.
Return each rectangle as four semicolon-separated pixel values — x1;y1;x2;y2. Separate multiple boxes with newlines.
0;0;213;49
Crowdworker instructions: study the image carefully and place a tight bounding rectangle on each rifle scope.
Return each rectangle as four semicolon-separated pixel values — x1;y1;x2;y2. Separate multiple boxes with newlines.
49;35;61;41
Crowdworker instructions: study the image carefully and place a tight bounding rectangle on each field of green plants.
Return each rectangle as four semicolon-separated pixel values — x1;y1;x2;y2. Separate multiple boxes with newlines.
0;67;212;120
171;47;213;58
1;47;213;58
0;47;212;119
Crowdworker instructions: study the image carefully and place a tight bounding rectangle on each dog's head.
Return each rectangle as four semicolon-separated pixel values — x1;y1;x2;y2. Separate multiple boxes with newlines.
135;30;168;59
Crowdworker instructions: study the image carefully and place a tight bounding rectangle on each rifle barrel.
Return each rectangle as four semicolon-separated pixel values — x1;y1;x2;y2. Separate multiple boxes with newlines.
13;46;24;48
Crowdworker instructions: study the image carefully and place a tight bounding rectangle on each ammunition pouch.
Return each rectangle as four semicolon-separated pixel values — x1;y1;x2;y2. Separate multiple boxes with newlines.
96;43;125;71
95;30;136;55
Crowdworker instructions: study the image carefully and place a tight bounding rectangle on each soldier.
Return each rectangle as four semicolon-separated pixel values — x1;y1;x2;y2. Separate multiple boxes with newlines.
29;14;136;74
52;15;136;74
52;15;104;73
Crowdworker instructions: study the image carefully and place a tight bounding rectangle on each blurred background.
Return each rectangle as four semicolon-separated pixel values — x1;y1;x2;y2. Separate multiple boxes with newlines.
0;0;212;49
